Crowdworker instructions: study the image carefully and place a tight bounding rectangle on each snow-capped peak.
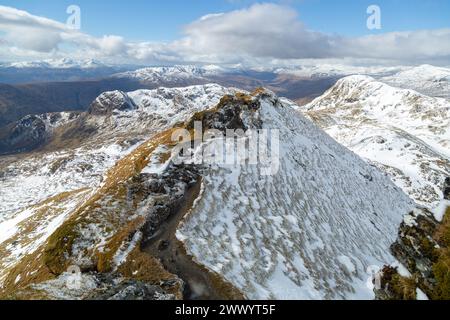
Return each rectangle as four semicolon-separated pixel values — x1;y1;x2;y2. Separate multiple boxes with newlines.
113;65;226;82
273;64;406;79
333;74;375;86
396;64;450;79
303;76;450;212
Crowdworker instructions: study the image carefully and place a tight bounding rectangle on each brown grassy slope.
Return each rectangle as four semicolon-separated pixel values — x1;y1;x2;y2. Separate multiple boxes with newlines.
1;91;259;299
0;128;180;296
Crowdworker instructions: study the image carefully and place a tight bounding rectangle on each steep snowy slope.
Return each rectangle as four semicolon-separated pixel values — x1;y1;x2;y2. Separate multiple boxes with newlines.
177;90;414;299
381;65;450;99
301;76;450;211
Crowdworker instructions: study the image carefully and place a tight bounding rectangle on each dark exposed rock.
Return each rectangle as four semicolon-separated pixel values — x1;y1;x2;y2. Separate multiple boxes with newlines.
359;172;373;182
125;163;200;245
375;136;386;144
376;204;450;300
0;115;47;154
375;208;442;300
444;177;450;200
86;274;175;300
186;92;263;133
0;111;82;155
390;210;439;295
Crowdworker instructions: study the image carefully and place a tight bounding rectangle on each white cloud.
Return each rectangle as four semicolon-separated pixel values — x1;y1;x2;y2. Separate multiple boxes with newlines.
0;5;128;58
178;4;334;59
0;6;70;52
1;4;450;65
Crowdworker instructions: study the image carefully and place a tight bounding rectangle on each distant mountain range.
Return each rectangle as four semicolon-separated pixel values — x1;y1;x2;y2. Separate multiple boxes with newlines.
0;64;342;132
0;58;136;84
1;63;450;155
1;58;112;69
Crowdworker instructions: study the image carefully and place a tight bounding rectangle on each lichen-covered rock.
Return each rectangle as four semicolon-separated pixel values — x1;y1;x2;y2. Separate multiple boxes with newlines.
384;206;450;299
133;163;200;244
0;115;46;154
390;209;439;296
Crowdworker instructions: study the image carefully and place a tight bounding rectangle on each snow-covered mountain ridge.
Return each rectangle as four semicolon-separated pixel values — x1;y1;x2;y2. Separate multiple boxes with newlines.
0;84;233;293
111;64;450;101
177;89;414;299
274;64;406;79
0;86;414;300
302;75;450;213
380;65;450;99
113;65;227;83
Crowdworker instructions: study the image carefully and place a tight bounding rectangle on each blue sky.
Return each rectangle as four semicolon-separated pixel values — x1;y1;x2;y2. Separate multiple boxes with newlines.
1;1;450;65
3;0;450;41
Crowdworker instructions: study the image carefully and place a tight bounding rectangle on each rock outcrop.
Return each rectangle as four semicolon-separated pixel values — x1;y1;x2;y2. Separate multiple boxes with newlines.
88;91;137;115
377;206;450;300
0;112;80;155
390;209;439;295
